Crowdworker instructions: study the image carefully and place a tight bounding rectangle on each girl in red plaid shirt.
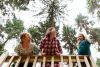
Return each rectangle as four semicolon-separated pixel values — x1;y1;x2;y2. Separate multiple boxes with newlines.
40;27;62;67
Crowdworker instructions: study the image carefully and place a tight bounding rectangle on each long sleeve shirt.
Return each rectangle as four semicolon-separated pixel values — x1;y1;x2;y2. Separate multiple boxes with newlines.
40;37;62;55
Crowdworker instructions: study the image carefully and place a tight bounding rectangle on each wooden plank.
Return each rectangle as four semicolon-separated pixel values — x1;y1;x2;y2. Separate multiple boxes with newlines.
84;56;90;67
0;52;9;67
60;55;63;67
51;56;54;67
32;56;38;67
15;56;22;67
23;56;30;67
69;56;73;67
76;56;81;67
42;56;46;67
7;56;15;67
89;56;97;67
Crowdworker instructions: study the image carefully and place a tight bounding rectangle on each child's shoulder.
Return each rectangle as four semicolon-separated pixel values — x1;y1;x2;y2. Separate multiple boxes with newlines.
81;40;90;45
83;40;90;43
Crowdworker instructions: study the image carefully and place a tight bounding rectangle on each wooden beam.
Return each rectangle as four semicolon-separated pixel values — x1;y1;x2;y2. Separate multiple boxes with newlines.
42;56;46;67
0;52;9;67
89;56;97;67
69;56;73;67
51;56;54;67
76;56;81;67
60;55;63;67
32;56;38;67
23;56;30;67
7;56;14;67
84;56;90;67
15;56;22;67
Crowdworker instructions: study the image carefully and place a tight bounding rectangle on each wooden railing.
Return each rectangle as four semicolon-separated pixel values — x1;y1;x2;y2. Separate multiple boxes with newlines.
0;52;97;67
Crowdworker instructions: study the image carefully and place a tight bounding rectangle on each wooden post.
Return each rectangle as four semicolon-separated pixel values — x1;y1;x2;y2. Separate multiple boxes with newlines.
89;56;97;67
15;56;22;67
7;56;15;67
69;56;73;67
76;56;81;67
23;56;30;67
32;56;38;67
0;52;9;67
51;56;54;67
60;55;63;67
84;56;90;67
42;56;46;67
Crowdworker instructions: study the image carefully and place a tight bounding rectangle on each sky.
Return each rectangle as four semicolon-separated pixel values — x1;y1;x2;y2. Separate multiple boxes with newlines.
2;0;100;65
14;0;89;28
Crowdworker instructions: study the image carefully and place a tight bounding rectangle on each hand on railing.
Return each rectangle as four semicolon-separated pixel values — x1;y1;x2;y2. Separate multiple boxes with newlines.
56;52;61;56
41;52;46;56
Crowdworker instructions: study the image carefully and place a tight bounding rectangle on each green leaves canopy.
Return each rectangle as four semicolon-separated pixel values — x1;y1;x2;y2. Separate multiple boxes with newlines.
0;18;24;55
4;18;24;39
87;0;100;19
62;25;77;54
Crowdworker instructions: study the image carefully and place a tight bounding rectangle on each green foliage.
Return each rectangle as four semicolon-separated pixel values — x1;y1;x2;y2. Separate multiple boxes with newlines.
87;0;99;12
28;21;59;45
28;21;50;45
0;0;31;10
0;18;24;46
0;44;3;55
75;13;94;34
4;18;24;39
87;0;100;19
62;25;77;54
0;24;4;39
97;58;100;67
36;0;68;27
28;26;42;45
0;18;24;54
0;0;32;16
90;28;100;51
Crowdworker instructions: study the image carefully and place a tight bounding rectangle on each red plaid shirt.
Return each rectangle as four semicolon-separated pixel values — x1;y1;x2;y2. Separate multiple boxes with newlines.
40;37;62;55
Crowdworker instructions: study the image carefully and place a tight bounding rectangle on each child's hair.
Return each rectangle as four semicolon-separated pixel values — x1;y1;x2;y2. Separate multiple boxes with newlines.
45;27;56;41
20;32;32;43
79;33;85;40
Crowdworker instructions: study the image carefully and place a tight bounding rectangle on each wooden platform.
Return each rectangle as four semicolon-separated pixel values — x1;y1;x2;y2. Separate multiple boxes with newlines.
0;52;97;67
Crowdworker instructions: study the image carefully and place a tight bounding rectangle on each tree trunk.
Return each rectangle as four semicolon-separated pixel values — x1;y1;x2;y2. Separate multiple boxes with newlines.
2;38;9;46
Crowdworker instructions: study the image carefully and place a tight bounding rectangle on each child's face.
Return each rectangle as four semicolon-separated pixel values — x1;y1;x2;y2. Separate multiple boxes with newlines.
51;29;56;38
21;34;31;43
78;34;84;41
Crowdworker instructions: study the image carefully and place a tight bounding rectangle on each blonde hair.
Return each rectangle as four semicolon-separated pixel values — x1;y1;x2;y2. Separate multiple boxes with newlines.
45;27;56;39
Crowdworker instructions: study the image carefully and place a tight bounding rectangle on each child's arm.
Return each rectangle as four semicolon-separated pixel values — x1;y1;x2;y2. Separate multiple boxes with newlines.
32;44;40;55
40;39;45;55
57;40;62;54
14;45;20;55
31;43;40;55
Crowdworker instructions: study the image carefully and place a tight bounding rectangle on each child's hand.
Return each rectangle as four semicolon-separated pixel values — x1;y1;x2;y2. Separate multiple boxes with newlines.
77;38;81;43
56;52;60;56
41;52;46;56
